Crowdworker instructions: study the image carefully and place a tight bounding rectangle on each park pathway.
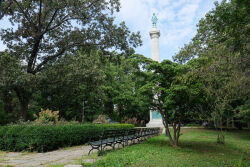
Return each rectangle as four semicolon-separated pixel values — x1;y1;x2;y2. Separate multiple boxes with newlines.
0;145;96;167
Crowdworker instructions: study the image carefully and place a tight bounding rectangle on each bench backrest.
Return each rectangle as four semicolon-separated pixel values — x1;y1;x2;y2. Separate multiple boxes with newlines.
100;128;159;141
101;129;127;140
127;129;136;136
101;130;118;140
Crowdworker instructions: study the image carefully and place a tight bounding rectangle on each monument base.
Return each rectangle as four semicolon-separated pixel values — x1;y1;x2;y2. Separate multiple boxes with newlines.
147;111;165;133
147;110;164;127
146;120;164;127
146;119;165;134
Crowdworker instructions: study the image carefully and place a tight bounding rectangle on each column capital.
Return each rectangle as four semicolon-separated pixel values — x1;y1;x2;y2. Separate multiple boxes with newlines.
150;28;160;38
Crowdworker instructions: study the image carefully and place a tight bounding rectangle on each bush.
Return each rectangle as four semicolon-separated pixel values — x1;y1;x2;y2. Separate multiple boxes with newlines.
0;123;133;152
34;108;59;124
93;115;109;124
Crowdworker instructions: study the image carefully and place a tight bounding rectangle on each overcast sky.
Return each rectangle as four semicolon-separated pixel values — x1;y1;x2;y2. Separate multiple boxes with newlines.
0;0;220;61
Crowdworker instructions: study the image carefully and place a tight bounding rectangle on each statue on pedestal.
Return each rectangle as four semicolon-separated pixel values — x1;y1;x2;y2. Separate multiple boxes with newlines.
152;13;158;27
147;13;164;131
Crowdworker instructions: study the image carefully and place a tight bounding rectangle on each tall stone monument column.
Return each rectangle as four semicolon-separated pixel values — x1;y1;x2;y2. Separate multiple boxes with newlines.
150;28;160;62
146;13;164;128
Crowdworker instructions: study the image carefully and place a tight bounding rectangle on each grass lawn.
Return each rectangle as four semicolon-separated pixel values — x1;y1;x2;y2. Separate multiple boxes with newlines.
84;128;250;167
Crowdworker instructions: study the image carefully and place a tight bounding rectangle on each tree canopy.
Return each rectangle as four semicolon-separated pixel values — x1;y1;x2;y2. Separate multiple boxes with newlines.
0;0;142;120
173;0;250;142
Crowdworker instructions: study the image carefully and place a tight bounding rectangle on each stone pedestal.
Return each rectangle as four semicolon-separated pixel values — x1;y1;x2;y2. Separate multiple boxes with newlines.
146;111;164;127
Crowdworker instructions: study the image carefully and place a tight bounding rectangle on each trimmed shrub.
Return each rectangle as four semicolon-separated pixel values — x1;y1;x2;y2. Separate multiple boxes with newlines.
0;123;133;152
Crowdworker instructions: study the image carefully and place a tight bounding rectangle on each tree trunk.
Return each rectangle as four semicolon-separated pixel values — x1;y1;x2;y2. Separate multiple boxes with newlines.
20;100;29;121
2;90;13;114
104;97;113;116
176;123;181;146
173;123;177;146
217;117;225;144
14;88;31;121
172;122;181;146
232;117;235;128
162;115;174;144
82;100;85;122
227;118;229;129
220;118;223;129
162;115;180;146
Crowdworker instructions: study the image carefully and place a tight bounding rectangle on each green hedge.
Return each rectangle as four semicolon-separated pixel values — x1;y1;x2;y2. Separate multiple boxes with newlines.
0;123;133;152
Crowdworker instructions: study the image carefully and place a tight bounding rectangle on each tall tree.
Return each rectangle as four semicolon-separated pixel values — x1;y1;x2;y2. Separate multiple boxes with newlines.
140;60;206;146
173;0;250;120
0;0;142;120
173;0;250;142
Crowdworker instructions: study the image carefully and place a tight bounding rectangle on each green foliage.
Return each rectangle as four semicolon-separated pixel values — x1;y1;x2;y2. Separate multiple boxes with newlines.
140;59;207;146
174;0;249;63
172;0;250;130
0;51;22;123
100;54;152;123
36;50;105;121
0;0;142;120
235;100;250;125
0;1;148;124
0;124;133;152
33;52;152;123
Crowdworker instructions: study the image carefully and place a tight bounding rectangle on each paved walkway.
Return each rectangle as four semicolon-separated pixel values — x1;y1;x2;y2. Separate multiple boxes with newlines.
0;145;96;167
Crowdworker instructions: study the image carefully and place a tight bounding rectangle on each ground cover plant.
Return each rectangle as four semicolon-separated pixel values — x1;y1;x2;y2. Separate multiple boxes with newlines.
0;124;133;152
84;129;250;167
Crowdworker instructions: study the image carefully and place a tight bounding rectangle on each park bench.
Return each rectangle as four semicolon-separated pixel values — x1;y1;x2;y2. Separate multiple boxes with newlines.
88;129;118;155
136;128;160;142
124;129;137;145
88;128;160;155
139;128;151;141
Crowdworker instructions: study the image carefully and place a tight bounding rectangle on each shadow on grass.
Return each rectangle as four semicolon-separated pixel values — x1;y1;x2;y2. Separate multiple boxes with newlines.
201;128;250;141
93;132;249;158
145;135;245;156
179;141;231;154
225;130;250;141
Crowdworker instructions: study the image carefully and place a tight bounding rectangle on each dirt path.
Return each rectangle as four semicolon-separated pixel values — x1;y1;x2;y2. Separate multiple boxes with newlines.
0;145;95;167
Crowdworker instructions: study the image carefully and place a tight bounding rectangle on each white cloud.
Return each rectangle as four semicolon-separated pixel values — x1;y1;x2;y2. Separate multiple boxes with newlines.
0;0;218;59
115;0;211;60
157;0;171;7
172;0;188;8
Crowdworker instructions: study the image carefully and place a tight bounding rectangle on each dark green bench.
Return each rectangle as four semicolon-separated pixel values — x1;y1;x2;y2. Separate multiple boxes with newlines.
88;129;121;155
88;128;160;155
